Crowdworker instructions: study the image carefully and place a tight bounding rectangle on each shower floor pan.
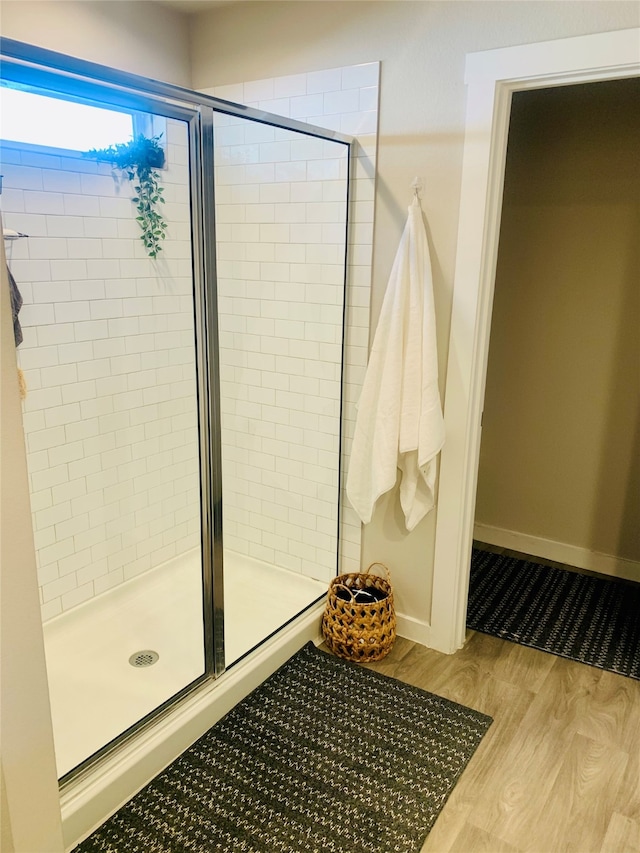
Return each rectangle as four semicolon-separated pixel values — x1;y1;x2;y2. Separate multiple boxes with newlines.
43;550;326;778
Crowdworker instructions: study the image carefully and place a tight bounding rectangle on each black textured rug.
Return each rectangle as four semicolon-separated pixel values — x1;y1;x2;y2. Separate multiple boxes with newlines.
75;642;492;853
467;548;640;680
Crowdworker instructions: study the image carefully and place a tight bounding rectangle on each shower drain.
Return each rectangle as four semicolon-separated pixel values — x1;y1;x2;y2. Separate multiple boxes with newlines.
129;650;160;668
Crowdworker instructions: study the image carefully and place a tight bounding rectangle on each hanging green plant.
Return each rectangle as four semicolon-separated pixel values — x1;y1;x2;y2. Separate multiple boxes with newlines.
85;134;167;259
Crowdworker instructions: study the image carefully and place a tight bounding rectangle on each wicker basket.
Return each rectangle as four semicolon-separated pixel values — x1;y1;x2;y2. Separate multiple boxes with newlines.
321;563;396;663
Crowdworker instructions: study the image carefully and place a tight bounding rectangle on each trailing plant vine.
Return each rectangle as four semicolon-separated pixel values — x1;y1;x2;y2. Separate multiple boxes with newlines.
85;134;167;259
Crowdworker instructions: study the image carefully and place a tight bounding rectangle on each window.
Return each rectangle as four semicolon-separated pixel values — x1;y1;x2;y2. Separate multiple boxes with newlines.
0;86;134;152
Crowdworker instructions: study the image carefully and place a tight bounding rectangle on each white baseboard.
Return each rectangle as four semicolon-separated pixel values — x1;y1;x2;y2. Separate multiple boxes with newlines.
473;523;640;583
396;612;431;647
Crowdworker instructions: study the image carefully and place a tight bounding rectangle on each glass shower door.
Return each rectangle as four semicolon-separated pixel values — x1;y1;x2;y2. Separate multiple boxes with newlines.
212;110;350;664
1;89;208;779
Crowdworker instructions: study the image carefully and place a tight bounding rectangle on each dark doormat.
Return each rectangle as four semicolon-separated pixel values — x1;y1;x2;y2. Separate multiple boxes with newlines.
74;642;492;853
467;548;640;680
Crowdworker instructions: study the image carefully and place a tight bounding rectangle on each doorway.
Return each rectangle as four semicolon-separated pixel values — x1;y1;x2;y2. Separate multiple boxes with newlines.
430;28;640;655
474;77;640;578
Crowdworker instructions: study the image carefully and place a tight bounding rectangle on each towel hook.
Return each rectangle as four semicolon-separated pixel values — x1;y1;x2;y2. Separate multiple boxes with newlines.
411;176;423;201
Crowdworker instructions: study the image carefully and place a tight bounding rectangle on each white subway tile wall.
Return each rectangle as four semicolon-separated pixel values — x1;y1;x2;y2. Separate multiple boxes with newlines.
205;62;379;583
4;62;378;621
2;118;201;621
214;118;348;583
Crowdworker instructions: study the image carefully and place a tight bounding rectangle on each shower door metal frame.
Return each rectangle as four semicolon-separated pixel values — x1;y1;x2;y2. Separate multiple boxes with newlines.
0;37;353;786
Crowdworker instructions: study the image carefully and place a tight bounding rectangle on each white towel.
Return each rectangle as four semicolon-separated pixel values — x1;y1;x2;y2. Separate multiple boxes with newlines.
346;198;445;531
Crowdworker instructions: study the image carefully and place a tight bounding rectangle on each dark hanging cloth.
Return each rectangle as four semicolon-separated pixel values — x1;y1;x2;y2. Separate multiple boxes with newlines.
7;265;23;347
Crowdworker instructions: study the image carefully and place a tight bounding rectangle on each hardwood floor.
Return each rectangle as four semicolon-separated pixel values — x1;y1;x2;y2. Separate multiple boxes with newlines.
362;632;640;852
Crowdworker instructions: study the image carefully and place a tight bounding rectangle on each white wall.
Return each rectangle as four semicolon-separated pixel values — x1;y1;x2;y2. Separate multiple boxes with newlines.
188;0;640;629
1;228;64;852
2;122;200;621
0;0;191;88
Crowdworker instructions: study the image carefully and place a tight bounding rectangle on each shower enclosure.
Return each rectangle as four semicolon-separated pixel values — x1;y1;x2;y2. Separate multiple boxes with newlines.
0;40;350;782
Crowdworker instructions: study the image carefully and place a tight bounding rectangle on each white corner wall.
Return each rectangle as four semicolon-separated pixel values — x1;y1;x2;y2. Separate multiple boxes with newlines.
1;225;64;852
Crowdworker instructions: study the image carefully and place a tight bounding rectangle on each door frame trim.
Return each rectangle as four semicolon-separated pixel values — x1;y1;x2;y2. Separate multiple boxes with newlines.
430;28;640;654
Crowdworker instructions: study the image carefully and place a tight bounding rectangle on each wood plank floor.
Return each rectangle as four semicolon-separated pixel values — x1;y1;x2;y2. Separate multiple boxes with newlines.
361;632;640;853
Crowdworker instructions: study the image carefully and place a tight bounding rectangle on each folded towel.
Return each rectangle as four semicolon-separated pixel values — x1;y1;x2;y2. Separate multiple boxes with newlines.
346;198;445;531
8;265;23;348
